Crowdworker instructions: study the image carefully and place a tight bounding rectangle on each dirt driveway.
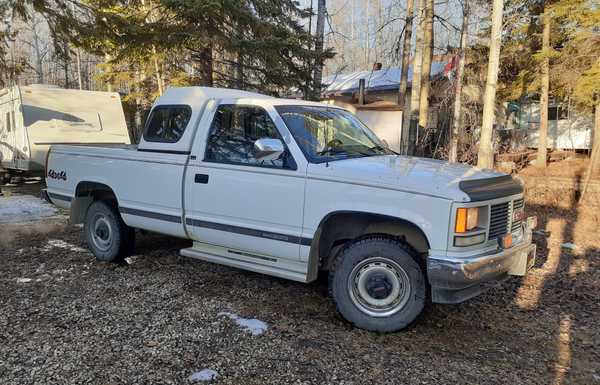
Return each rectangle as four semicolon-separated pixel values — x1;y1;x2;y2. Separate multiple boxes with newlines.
0;185;598;385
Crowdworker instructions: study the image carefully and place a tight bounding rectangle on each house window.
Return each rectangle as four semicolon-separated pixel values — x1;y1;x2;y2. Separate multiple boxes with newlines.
548;106;568;121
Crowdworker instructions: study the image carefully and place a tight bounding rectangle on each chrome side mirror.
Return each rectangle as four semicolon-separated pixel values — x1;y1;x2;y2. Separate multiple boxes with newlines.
253;138;285;162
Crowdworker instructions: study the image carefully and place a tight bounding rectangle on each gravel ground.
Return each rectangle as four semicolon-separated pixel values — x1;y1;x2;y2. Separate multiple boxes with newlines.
1;188;598;385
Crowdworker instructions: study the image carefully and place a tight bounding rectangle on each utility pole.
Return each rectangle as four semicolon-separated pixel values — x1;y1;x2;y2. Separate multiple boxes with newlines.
313;0;326;101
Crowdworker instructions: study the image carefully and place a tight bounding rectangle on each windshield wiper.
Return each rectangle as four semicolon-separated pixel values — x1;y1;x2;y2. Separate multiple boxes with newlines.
317;148;349;157
369;145;395;154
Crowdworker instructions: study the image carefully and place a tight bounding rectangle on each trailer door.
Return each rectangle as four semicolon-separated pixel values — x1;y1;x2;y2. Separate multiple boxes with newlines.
0;107;16;170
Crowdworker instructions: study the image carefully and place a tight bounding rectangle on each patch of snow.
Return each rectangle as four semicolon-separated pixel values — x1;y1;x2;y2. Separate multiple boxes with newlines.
218;312;268;336
16;278;33;283
189;369;218;382
125;256;139;265
561;242;579;250
44;239;89;253
0;195;58;223
35;263;46;273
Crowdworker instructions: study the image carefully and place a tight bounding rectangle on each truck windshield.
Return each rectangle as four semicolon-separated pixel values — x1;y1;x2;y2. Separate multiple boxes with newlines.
275;105;393;163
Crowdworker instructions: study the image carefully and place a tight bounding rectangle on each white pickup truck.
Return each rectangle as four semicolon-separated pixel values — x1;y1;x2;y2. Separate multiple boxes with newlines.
44;87;536;332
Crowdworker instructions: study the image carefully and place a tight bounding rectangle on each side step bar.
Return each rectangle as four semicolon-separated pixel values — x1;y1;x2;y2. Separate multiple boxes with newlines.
180;242;310;283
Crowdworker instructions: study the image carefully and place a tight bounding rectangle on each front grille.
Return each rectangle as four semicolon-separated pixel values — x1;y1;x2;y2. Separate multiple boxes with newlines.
489;202;510;239
511;198;524;232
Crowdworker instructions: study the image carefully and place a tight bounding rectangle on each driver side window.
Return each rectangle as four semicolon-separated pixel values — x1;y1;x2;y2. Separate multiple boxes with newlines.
204;105;294;169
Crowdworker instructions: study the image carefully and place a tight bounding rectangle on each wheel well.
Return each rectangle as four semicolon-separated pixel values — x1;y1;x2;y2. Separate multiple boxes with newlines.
70;181;118;224
311;212;430;271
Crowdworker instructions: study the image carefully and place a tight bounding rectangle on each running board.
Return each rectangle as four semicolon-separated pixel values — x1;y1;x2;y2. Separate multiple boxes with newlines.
180;241;309;283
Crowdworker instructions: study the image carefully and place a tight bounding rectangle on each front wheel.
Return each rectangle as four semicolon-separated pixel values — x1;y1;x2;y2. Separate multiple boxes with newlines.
329;236;426;332
84;200;135;262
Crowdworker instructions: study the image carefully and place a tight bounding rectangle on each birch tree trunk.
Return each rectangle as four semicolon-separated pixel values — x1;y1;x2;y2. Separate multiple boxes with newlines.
593;102;600;175
536;10;551;168
449;1;469;162
580;101;600;201
105;53;112;92
398;0;414;109
477;0;504;169
403;0;425;155
76;49;83;90
313;0;326;100
418;0;434;132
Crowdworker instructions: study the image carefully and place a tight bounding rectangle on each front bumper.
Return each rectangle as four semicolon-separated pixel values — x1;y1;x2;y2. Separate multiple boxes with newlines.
428;235;536;304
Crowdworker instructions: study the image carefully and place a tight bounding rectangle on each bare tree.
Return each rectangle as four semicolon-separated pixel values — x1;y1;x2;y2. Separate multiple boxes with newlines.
449;0;469;162
477;0;504;169
398;0;414;109
536;8;551;168
25;16;50;83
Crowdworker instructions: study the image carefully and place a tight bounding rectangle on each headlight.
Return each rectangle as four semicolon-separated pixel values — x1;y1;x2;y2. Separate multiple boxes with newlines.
455;207;480;233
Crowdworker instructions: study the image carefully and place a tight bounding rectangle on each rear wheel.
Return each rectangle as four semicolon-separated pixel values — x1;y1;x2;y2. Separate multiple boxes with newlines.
329;236;426;332
84;200;135;262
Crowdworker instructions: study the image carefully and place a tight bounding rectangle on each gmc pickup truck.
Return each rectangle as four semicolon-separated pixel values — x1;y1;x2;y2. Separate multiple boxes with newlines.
44;87;536;332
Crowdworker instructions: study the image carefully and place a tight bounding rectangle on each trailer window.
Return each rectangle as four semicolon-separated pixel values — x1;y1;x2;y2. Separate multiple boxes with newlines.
144;105;191;143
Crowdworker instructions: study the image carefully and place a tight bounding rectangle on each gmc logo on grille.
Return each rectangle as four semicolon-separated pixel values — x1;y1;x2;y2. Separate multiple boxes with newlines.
513;209;525;222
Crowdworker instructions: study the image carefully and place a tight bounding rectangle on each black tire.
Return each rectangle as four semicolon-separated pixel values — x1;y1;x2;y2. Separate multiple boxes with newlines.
329;236;426;332
84;200;135;262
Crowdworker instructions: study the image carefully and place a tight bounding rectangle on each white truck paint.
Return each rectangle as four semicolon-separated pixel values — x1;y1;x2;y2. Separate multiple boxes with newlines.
0;84;130;176
44;87;536;332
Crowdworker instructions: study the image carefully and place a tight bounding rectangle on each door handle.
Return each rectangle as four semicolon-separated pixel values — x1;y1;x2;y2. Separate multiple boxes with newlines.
195;174;209;184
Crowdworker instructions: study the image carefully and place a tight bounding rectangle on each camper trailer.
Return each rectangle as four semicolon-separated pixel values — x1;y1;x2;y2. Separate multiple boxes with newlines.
0;85;130;178
503;101;593;150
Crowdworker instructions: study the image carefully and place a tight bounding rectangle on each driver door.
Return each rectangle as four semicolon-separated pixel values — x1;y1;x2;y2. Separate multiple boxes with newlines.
184;101;307;261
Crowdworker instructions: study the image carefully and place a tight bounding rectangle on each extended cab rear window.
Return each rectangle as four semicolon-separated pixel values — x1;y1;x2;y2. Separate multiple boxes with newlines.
144;105;191;143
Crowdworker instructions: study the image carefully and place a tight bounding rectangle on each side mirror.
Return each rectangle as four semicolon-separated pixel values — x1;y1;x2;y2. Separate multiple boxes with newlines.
253;138;285;162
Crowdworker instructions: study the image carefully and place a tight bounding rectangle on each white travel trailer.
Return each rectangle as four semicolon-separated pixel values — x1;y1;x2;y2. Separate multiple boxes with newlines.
503;101;593;150
0;85;130;177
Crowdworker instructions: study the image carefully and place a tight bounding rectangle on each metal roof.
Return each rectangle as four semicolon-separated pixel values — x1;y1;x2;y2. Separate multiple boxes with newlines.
322;61;448;95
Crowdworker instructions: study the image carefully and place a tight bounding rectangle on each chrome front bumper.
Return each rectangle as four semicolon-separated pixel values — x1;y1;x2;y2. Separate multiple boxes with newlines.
428;237;536;304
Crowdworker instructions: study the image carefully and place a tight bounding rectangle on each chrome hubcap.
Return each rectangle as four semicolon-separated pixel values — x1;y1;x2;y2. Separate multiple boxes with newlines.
348;257;411;317
91;214;112;252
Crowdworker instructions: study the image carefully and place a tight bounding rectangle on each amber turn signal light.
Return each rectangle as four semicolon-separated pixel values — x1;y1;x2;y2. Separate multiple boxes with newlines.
501;234;513;249
455;207;479;233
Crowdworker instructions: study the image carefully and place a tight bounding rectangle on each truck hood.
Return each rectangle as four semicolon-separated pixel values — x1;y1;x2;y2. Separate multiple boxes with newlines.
306;155;520;202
